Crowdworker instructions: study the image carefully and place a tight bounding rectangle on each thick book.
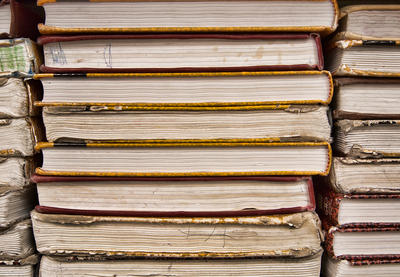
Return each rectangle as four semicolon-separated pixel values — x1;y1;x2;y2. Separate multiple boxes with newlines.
315;181;400;226
32;175;316;216
0;186;35;228
327;157;400;194
324;223;400;259
335;120;400;157
39;252;323;277
0;38;40;77
0;78;41;118
0;118;41;157
35;141;332;177
35;71;334;106
323;254;400;277
41;105;331;143
335;5;400;40
37;0;338;35
326;39;400;77
0;157;33;187
0;219;34;260
0;0;10;38
333;77;400;119
8;0;44;40
38;33;324;73
32;209;323;258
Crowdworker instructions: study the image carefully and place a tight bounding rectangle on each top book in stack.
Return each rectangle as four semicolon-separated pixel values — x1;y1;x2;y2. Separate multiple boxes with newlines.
36;0;338;35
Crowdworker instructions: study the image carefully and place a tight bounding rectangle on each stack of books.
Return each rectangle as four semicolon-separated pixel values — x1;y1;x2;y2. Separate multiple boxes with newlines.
30;0;337;275
0;1;43;275
319;3;400;276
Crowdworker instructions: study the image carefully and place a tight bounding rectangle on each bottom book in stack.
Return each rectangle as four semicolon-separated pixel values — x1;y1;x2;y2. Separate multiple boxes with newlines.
315;158;400;276
32;176;324;276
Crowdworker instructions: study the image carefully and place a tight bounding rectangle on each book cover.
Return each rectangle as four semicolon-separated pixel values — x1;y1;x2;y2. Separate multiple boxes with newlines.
333;77;400;119
37;33;324;73
34;71;333;106
32;209;323;258
32;175;316;217
34;140;332;177
36;0;338;35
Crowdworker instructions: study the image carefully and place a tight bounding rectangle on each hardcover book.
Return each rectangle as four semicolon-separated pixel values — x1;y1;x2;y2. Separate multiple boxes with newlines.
335;120;400;157
333;77;400;119
38;33;324;73
35;141;332;177
324;223;400;259
327;157;400;194
336;5;400;40
0;38;40;77
9;0;44;40
36;71;334;106
41;105;331;142
0;0;10;38
33;175;316;216
36;0;338;35
39;252;323;277
326;40;400;77
31;209;323;258
316;183;400;226
323;254;400;277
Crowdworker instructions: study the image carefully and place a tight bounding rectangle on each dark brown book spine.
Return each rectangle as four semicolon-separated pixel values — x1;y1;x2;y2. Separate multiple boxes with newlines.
10;0;44;40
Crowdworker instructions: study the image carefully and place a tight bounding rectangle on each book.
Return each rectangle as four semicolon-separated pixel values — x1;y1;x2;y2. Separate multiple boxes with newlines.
0;38;40;77
335;120;400;157
0;219;34;260
338;0;400;7
35;71;334;106
323;254;400;277
0;78;41;118
39;252;323;277
35;141;332;177
38;33;324;73
324;223;400;259
0;254;38;277
41;105;331;143
336;5;400;40
36;0;338;35
0;118;40;157
0;157;33;187
0;186;35;228
316;183;400;226
326;40;400;77
327;157;400;194
31;209;323;258
0;0;10;38
333;77;400;119
32;175;316;216
9;0;44;40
